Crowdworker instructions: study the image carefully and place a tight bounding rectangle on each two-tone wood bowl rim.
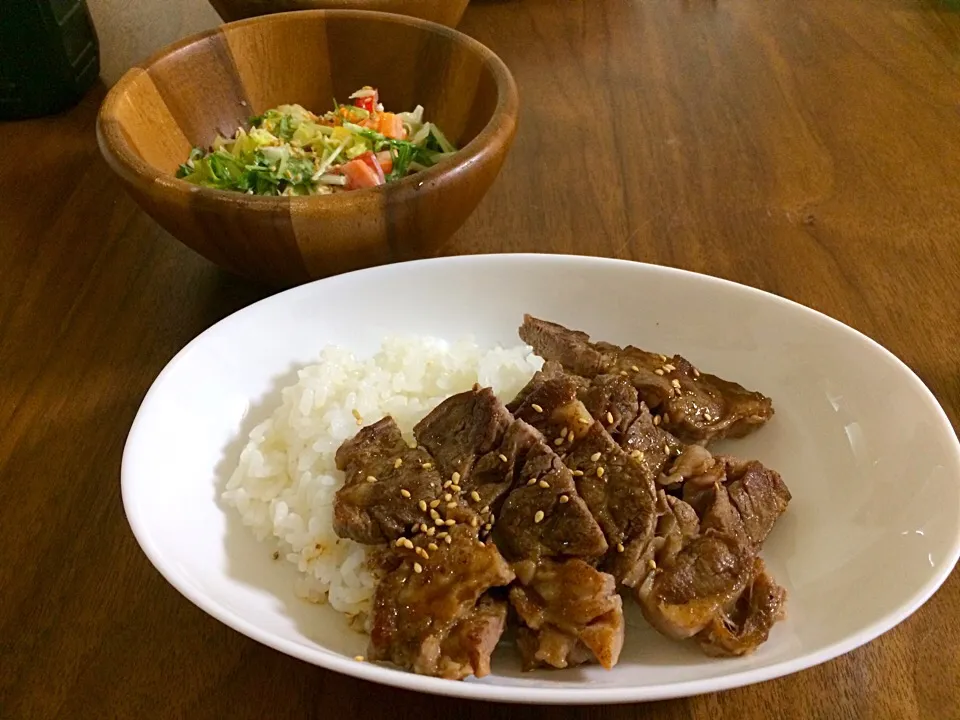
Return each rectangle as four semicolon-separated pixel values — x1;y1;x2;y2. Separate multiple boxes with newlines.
96;9;519;213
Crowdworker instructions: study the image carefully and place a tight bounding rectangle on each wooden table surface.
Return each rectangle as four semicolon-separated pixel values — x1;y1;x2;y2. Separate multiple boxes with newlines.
3;0;960;717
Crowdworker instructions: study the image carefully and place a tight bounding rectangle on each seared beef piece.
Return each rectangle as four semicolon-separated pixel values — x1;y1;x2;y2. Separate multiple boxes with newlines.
519;315;774;445
510;372;592;441
334;417;450;544
506;361;575;412
563;422;658;586
684;456;791;550
465;420;542;513
510;558;624;671
495;435;608;562
368;524;515;679
580;373;640;440
636;530;755;640
621;403;687;483
649;491;701;570
696;559;787;657
658;443;716;488
413;386;513;487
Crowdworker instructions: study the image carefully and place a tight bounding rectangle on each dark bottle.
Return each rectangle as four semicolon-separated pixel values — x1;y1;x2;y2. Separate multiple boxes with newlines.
0;0;100;120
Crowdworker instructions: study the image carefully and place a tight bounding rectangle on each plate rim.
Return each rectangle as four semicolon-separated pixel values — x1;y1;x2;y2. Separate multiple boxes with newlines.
121;253;960;704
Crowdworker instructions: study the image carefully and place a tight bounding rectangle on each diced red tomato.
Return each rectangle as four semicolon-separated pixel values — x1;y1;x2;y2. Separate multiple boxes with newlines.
341;153;385;190
352;88;378;114
377;112;405;140
375;150;393;175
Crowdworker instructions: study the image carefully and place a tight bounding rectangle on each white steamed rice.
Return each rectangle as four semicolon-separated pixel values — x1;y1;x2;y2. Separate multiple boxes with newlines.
222;336;542;620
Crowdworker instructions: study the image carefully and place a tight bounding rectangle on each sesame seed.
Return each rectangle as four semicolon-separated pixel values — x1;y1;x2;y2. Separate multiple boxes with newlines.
394;458;403;469
354;655;365;662
572;470;584;477
538;480;550;489
483;523;492;531
579;417;591;425
452;472;461;483
430;509;440;520
418;500;428;512
664;444;671;455
693;368;701;378
671;379;681;389
631;365;640;372
443;480;452;489
470;516;479;527
450;484;461;492
365;475;377;483
663;413;670;423
590;452;602;462
616;543;625;553
620;370;628;376
413;562;423;574
445;519;456;526
527;478;537;486
658;354;667;362
446;501;457;509
567;430;575;441
704;411;713;421
445;536;453;544
352;409;363;425
499;453;508;463
443;493;452;502
435;517;445;526
429;499;441;509
664;363;676;372
437;531;448;538
470;490;481;503
554;437;564;446
534;510;545;524
653;415;661;426
489;513;496;523
531;403;544;413
481;505;490;513
400;488;411;498
654;369;664;376
402;538;414;549
422;463;433;470
428;542;438;551
416;547;426;558
596;466;605;478
559;494;570;504
426;527;436;536
395;538;405;547
420;523;429;533
606;412;614;424
648;559;657;570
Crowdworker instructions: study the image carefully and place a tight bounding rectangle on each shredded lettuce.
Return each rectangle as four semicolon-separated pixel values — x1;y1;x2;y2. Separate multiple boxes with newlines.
176;93;458;196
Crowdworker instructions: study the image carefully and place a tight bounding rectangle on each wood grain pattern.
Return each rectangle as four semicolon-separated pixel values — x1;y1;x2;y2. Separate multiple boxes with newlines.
97;10;518;285
208;0;471;27
3;0;960;718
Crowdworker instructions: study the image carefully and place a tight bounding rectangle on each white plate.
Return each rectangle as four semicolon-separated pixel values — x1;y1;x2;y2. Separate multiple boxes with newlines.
122;254;960;704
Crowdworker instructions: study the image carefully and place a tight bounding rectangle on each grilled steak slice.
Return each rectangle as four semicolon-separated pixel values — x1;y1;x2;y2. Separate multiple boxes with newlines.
621;403;687;483
684;456;791;550
414;385;513;488
579;373;640;440
510;558;624;671
334;417;451;543
368;525;514;679
695;559;787;657
563;422;658;586
464;419;542;514
636;530;755;640
519;315;774;444
495;434;608;562
649;491;701;570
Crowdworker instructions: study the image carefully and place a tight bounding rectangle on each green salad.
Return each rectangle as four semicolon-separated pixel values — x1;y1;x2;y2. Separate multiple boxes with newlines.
175;87;458;196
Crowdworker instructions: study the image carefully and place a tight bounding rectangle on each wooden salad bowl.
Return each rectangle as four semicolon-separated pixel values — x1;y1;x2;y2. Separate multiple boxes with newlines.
208;0;470;27
96;10;518;286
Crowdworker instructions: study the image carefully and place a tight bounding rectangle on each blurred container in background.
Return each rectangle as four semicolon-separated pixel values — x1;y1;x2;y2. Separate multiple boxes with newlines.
0;0;100;119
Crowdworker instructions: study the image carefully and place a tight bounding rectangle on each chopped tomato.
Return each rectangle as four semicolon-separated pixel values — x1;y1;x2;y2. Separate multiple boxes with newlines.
342;153;385;189
352;88;378;114
377;112;405;140
375;150;393;174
